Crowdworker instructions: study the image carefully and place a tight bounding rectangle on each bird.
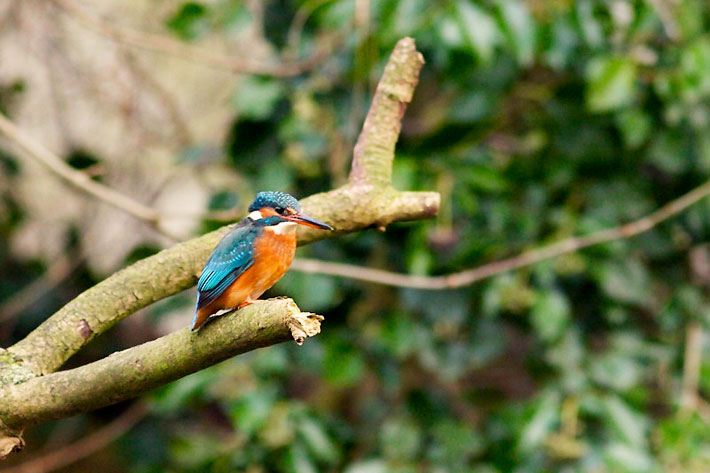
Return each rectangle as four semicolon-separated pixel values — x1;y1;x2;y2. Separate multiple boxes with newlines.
191;191;333;331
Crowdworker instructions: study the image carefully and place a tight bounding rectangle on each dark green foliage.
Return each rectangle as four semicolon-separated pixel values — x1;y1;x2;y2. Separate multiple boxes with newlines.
1;0;708;471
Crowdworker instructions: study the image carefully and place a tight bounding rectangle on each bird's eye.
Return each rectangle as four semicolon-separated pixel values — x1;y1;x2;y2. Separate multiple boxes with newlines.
274;207;286;215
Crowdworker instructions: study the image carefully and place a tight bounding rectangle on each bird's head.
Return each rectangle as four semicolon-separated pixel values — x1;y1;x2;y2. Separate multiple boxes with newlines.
247;191;333;231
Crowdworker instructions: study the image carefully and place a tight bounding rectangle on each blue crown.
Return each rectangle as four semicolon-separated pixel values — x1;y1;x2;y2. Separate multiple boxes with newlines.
248;191;301;213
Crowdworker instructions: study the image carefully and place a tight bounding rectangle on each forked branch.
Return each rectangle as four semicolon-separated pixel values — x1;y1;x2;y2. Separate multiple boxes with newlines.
0;38;438;456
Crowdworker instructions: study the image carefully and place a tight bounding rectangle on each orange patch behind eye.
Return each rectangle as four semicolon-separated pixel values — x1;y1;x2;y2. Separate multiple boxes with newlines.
259;207;279;217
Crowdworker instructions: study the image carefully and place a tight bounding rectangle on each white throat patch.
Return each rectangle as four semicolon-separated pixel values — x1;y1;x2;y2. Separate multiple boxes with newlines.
268;221;297;235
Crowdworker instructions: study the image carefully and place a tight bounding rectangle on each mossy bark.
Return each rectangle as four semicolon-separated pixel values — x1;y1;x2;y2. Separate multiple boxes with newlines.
0;299;319;429
0;37;437;453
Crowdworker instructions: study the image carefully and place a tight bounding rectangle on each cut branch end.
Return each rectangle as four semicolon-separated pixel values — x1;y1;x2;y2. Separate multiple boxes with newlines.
289;311;324;346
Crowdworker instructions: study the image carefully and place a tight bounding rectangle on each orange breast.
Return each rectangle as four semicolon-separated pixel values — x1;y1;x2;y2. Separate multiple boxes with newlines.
212;229;297;312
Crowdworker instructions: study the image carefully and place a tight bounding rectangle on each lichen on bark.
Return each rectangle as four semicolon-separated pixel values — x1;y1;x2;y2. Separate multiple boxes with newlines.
0;37;438;455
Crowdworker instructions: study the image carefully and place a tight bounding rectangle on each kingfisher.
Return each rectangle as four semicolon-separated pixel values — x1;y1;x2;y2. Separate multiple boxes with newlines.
191;191;333;331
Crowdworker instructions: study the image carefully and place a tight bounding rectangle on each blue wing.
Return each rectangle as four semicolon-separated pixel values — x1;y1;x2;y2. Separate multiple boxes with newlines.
196;222;258;310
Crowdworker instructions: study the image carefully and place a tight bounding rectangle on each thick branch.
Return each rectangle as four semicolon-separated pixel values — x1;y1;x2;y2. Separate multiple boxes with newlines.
350;37;424;185
0;38;436;452
0;299;321;429
8;185;437;375
6;37;436;376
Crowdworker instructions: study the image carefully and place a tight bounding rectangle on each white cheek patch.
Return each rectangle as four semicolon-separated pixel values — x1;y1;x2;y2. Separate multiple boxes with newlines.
269;221;297;235
248;210;263;220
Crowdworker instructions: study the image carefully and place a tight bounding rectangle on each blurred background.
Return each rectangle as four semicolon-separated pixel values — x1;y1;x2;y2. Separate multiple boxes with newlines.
1;0;709;472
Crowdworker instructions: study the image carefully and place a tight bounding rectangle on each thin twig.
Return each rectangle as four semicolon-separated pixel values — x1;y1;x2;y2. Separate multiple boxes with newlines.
293;181;710;289
0;403;147;473
0;252;82;325
285;0;335;61
0;111;188;241
4;94;706;290
5;37;436;376
52;0;335;77
0;112;159;223
680;322;704;412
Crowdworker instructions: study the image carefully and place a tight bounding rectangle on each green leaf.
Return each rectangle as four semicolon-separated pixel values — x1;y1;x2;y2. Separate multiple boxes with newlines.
170;432;221;469
455;1;501;63
586;56;637;112
648;130;691;175
531;290;570;342
228;389;276;436
166;2;209;40
298;417;340;464
518;390;560;454
379;312;424;358
576;1;604;48
323;337;365;387
589;353;643;392
604;442;655;473
429;419;485;464
495;0;536;66
381;417;421;461
232;76;285;120
207;190;237;211
283;443;318;473
598;259;651;307
254;159;295;193
602;395;648;448
463;166;510;193
344;460;388;473
656;412;710;467
616;109;652;149
543;17;578;69
151;368;215;413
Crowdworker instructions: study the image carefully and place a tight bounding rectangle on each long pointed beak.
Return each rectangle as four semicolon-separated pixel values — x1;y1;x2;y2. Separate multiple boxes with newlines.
287;213;333;230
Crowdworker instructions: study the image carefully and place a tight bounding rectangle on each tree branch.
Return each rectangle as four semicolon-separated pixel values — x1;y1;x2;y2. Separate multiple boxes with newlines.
0;112;160;225
680;321;704;412
350;36;423;185
0;402;147;473
4;37;435;376
292;180;710;288
0;299;321;430
0;37;438;453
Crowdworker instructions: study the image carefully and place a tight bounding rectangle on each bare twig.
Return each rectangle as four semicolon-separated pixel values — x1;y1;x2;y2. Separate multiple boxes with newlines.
680;322;704;412
3;37;437;379
0;403;147;473
285;0;335;61
0;112;159;224
51;0;335;77
0;111;188;241
349;28;422;186
295;180;710;289
4;93;705;293
0;252;82;325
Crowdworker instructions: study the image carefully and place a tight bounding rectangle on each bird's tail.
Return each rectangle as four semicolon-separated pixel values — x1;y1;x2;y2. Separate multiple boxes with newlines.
191;301;212;331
